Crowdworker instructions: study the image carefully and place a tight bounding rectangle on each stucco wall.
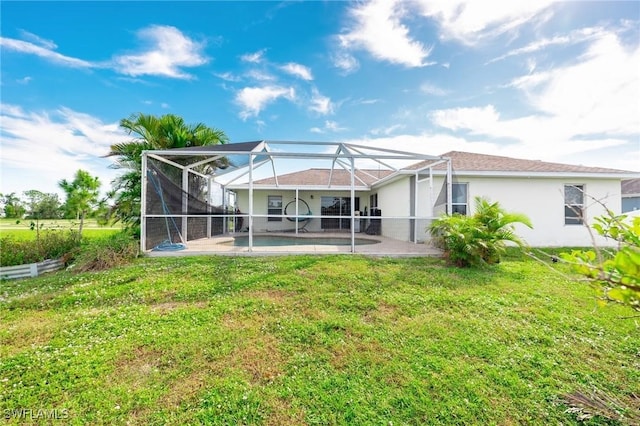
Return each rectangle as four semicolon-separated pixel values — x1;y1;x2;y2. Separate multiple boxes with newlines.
420;175;622;247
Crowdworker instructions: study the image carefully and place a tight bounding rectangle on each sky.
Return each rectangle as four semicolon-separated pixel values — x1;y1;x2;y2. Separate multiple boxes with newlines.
1;0;639;198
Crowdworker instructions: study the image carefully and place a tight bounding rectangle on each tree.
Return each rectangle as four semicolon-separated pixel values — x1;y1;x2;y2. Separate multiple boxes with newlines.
105;113;228;232
429;196;533;267
59;170;101;239
23;190;62;220
560;210;640;311
0;192;26;218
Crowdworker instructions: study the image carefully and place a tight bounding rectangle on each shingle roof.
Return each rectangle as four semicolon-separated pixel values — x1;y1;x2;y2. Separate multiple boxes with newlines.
406;151;633;174
622;178;640;195
253;168;394;186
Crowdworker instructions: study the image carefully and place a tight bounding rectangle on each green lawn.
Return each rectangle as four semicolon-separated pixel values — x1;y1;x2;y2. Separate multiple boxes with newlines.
0;254;637;425
0;218;121;240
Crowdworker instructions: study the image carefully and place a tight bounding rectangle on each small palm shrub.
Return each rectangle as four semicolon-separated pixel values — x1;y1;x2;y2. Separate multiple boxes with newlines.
429;197;532;267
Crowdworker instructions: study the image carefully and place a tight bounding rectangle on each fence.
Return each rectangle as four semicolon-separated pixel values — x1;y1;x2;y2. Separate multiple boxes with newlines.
0;258;64;280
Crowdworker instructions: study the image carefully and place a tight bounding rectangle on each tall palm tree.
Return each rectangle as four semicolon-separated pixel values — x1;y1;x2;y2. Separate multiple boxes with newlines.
105;113;228;232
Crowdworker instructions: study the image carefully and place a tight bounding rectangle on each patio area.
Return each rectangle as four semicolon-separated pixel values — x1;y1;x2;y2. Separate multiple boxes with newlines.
147;232;442;257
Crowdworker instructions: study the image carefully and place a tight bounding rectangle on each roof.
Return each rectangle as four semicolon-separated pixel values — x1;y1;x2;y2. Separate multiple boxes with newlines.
622;178;640;196
253;168;395;187
407;151;633;174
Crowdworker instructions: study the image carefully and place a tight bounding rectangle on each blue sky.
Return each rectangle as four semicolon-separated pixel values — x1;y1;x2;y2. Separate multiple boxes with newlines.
1;1;639;197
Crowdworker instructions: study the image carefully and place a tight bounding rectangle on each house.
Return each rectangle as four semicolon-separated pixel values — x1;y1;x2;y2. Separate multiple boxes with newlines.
142;142;639;251
622;178;640;213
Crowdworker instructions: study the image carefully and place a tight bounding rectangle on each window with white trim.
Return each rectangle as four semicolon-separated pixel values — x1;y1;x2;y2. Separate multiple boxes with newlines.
267;195;282;222
451;183;468;215
564;184;584;225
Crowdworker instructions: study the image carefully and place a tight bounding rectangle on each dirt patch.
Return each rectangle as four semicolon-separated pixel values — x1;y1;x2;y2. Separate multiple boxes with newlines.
149;300;208;314
0;311;59;357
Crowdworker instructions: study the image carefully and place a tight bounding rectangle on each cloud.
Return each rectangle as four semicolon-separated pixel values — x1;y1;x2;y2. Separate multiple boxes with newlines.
417;0;555;45
420;83;448;96
486;26;606;64
112;25;208;79
310;120;346;134
236;85;295;119
0;105;124;196
245;69;276;82
241;49;267;63
215;71;241;82
18;29;57;49
309;88;334;115
280;62;313;81
0;37;93;68
332;51;359;74
338;0;433;67
370;124;405;136
16;76;32;84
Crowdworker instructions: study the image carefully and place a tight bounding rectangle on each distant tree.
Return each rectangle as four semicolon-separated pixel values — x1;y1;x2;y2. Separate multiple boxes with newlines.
105;113;228;233
59;170;101;239
0;192;26;219
23;190;63;220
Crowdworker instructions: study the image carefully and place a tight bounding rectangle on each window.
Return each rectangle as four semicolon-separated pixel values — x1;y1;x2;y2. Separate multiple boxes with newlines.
451;183;468;215
564;184;584;225
369;193;378;209
267;195;282;222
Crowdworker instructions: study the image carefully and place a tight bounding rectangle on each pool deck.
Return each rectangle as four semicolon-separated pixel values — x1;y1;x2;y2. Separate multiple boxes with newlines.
147;232;442;257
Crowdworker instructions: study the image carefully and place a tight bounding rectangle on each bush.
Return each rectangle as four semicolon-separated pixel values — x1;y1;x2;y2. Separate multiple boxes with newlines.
71;231;140;272
560;211;640;311
0;230;80;267
429;197;532;267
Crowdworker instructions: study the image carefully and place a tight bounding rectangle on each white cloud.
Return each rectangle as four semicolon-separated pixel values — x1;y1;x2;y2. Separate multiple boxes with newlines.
338;0;433;67
370;124;405;136
280;62;313;81
0;105;124;197
18;30;57;49
245;69;276;82
309;89;334;115
241;49;267;63
417;0;555;45
0;37;93;68
332;51;359;74
420;83;448;96
16;76;32;84
486;26;606;64
112;25;208;79
310;120;346;134
236;85;295;119
216;72;241;82
161;103;170;109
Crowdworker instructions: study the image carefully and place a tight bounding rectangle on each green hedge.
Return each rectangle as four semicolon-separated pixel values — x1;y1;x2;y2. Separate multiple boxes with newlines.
0;230;80;267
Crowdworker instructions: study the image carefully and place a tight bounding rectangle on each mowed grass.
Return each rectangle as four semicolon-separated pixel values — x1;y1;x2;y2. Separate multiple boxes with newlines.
0;254;638;425
0;218;121;240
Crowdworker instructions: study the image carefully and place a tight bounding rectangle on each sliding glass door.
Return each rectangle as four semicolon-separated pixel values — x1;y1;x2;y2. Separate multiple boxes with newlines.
320;196;359;230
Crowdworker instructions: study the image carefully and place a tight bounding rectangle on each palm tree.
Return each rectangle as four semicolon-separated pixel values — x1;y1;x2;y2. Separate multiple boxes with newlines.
105;113;228;232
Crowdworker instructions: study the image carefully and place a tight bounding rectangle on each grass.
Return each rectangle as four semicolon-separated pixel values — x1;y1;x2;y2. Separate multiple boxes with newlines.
0;218;122;240
0;254;638;425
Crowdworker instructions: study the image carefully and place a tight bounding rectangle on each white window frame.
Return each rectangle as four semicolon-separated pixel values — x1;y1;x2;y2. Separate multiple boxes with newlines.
451;182;468;215
267;195;282;222
564;184;585;225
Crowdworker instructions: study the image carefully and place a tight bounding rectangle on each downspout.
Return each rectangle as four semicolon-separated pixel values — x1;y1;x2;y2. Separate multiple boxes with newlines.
295;188;299;237
414;171;418;244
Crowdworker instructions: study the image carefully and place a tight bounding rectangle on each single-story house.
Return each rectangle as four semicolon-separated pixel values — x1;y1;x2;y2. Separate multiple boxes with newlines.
142;142;638;251
231;151;638;247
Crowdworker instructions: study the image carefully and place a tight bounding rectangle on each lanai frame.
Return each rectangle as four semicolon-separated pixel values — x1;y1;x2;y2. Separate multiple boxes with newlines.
141;140;452;253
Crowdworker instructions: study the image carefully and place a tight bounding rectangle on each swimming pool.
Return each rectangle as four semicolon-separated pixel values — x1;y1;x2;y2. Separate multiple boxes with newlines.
224;235;380;247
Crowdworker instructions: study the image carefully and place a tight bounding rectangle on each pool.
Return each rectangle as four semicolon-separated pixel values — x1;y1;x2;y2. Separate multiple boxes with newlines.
223;235;380;247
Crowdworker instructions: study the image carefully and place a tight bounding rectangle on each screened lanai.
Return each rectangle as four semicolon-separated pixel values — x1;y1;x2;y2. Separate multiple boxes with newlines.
141;141;452;254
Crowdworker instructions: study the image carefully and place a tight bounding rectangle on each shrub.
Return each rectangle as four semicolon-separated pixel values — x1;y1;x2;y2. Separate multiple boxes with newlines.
429;197;532;267
560;211;640;311
0;230;80;267
71;231;140;272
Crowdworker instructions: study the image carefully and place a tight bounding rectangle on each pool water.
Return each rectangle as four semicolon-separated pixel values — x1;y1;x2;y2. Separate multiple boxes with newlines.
224;235;380;247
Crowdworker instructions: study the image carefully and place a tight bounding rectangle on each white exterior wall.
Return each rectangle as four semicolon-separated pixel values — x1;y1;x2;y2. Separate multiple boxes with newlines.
376;178;412;240
449;176;622;247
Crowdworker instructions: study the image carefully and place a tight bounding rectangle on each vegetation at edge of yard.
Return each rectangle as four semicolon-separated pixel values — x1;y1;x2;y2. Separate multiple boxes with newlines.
0;254;638;425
